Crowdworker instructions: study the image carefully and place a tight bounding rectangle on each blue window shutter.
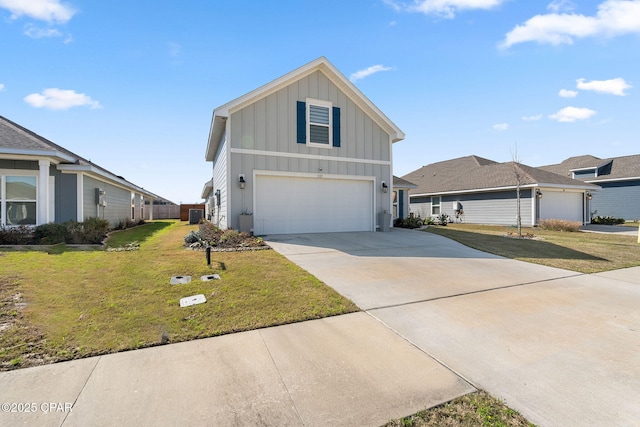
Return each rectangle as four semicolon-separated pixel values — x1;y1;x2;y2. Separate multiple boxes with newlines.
297;101;306;144
332;107;341;147
399;190;404;219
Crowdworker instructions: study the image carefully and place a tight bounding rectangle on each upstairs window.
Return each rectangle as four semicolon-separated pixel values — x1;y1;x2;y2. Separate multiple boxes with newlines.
297;99;341;148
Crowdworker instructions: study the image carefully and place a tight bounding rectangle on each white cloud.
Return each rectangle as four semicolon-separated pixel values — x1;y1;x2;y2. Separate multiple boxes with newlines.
493;123;509;131
576;77;632;95
522;114;542;121
24;88;101;110
383;0;507;19
500;0;640;48
0;83;5;91
559;89;578;97
24;23;62;39
0;0;76;24
547;0;576;13
549;106;596;122
350;64;393;82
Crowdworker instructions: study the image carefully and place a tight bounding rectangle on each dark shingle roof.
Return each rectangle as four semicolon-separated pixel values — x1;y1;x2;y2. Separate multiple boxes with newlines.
403;155;598;195
539;154;640;182
393;175;417;189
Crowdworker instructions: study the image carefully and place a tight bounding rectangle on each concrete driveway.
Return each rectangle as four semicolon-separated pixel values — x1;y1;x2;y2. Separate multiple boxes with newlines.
266;228;640;427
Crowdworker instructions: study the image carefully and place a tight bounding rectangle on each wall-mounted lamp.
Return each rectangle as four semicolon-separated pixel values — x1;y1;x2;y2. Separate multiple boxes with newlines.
381;181;388;193
586;192;593;200
238;174;246;189
536;189;543;199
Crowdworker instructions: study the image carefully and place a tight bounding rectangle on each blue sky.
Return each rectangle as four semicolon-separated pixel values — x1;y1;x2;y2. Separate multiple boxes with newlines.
1;0;638;203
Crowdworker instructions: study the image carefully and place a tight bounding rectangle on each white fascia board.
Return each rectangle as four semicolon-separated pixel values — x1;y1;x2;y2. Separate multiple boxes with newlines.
0;148;76;163
205;115;227;162
570;166;597;172
201;179;213;199
57;164;156;197
586;176;640;184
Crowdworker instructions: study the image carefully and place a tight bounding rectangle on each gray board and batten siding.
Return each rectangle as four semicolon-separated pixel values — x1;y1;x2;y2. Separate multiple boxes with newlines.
224;69;393;229
590;179;640;220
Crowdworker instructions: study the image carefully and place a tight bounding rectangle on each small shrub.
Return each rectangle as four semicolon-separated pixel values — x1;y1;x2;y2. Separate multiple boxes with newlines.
538;219;582;232
79;217;110;244
34;223;69;245
394;217;424;229
424;216;435;225
591;215;625;225
0;225;34;245
219;229;243;246
198;221;221;242
437;213;449;226
114;218;141;231
184;230;202;245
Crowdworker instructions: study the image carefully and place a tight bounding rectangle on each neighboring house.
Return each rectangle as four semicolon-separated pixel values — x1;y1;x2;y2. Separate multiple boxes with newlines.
539;154;640;221
392;175;416;221
0;115;160;227
204;57;405;235
403;155;599;226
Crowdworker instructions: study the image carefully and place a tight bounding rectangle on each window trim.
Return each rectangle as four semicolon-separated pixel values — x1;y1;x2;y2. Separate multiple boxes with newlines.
431;196;441;216
305;98;333;149
1;172;39;227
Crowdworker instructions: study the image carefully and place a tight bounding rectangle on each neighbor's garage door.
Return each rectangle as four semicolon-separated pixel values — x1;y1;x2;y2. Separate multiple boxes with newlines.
540;191;583;222
254;175;374;235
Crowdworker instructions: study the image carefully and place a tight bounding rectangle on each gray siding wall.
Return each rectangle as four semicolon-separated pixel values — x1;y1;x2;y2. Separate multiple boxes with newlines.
410;190;533;226
212;134;228;228
227;70;392;229
83;176;132;225
590;180;640;220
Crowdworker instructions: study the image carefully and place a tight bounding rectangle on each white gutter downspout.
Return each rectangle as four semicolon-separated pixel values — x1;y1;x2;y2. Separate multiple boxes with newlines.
38;159;50;225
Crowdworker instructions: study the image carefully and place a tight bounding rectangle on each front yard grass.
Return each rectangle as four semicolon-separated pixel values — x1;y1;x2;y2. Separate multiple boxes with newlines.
0;220;357;370
424;223;640;273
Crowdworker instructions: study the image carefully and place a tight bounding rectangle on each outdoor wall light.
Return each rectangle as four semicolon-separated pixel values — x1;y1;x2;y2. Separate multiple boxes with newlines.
586;192;593;200
238;174;246;189
536;189;543;199
381;181;388;193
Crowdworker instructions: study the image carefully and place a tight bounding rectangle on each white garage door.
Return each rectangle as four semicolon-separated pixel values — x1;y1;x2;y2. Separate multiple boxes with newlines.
254;175;374;235
540;191;583;222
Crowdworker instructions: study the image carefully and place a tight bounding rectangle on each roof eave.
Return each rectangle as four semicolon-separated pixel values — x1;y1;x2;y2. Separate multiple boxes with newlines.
205;115;227;162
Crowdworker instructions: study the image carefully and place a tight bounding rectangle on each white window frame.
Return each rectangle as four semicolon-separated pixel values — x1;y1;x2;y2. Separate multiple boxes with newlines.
1;171;39;227
306;98;333;149
431;196;441;216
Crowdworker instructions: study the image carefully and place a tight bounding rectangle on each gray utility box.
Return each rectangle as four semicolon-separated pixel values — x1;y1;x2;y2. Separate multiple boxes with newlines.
189;209;204;224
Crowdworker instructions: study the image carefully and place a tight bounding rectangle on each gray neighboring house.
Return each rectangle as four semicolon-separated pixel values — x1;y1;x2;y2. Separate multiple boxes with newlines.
403;155;599;226
393;175;416;221
204;57;405;235
539;154;640;221
0;115;159;227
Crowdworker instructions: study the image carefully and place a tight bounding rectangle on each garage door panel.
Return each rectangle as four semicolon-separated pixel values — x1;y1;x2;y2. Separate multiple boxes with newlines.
255;175;373;234
540;192;583;222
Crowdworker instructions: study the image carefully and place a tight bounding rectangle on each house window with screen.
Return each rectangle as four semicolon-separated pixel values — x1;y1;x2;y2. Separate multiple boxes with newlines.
431;196;441;216
297;99;341;148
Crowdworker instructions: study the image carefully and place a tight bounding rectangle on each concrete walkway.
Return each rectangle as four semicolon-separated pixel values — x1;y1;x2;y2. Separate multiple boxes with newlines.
581;223;639;236
266;229;640;427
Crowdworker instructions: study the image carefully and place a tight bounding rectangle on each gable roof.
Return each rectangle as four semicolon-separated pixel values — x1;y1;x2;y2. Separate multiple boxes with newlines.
539;154;640;182
403;155;598;196
0;115;161;199
205;57;405;161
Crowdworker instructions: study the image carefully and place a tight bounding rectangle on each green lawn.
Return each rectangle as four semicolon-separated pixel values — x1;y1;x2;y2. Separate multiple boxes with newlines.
424;223;640;273
0;220;357;370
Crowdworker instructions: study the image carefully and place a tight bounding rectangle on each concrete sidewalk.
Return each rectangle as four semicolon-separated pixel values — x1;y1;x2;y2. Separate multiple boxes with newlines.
0;312;473;427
